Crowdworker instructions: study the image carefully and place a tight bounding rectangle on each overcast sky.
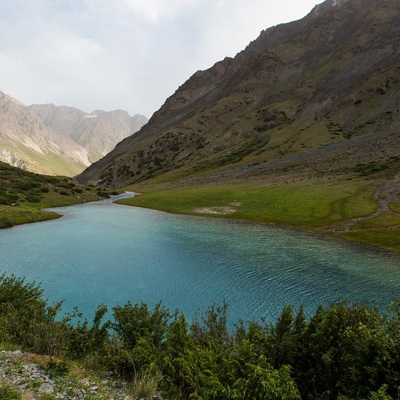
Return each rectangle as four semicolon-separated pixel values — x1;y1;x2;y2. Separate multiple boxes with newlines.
0;0;320;118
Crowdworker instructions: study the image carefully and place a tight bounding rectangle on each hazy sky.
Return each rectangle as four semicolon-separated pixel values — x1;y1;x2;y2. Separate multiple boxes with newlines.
0;0;320;118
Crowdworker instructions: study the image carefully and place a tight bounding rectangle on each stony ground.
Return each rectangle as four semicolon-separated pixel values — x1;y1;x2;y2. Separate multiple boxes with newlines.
0;351;131;400
328;173;400;232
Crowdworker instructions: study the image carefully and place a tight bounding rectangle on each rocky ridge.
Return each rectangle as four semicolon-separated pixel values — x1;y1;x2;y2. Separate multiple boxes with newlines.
0;91;85;176
0;91;148;176
29;104;148;164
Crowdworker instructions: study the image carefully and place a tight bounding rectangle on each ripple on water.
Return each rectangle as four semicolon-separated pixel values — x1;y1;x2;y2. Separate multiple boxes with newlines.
0;199;400;323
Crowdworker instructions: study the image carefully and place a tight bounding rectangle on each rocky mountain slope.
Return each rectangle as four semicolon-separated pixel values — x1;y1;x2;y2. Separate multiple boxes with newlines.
78;0;400;187
0;92;147;176
30;104;148;163
0;91;86;176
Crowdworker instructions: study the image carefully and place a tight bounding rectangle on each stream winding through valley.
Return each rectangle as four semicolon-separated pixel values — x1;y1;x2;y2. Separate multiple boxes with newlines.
1;193;400;323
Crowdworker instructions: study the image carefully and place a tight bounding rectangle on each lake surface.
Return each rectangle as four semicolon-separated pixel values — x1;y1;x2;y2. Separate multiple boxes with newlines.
1;194;400;324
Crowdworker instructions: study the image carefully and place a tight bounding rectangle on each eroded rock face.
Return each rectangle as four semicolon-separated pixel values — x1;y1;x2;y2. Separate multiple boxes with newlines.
0;90;148;176
0;148;27;170
30;104;148;163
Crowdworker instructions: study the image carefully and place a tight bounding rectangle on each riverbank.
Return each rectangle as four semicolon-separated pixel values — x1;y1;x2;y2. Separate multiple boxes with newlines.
117;176;400;253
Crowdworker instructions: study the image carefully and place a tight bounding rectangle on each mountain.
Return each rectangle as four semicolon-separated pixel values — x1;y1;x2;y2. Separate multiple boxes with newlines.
0;91;87;176
0;92;148;176
29;104;148;163
78;0;400;187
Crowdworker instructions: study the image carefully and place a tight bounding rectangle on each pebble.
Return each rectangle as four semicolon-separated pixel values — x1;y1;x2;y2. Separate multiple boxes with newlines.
39;382;55;393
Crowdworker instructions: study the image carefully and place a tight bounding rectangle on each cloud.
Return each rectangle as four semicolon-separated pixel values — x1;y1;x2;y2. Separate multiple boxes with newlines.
0;0;320;117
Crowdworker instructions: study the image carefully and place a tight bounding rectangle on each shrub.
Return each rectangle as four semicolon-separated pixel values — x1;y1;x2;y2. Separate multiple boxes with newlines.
15;180;40;191
0;218;13;229
0;384;21;400
0;192;19;205
25;194;42;203
96;190;110;198
132;368;163;399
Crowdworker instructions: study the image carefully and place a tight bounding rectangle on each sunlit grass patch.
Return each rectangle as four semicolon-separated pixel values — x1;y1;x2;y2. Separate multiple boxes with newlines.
338;229;400;253
390;201;400;213
118;179;377;228
0;205;61;227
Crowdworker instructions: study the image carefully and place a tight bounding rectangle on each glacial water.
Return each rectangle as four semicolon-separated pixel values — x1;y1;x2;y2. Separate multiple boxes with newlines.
1;194;400;324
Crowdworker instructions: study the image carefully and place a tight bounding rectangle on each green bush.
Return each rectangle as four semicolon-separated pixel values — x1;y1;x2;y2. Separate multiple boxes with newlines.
96;190;110;198
1;274;400;399
0;192;19;205
14;180;40;191
0;218;13;229
25;194;42;203
0;384;21;400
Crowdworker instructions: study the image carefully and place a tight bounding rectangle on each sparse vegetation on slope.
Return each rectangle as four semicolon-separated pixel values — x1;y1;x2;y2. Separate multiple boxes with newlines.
0;161;109;228
78;0;400;190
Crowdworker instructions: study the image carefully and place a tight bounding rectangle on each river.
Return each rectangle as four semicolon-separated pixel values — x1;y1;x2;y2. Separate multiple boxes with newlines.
1;193;400;323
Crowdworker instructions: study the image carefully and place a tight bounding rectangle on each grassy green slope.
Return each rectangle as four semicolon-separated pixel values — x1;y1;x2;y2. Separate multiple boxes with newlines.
0;161;112;228
1;140;85;177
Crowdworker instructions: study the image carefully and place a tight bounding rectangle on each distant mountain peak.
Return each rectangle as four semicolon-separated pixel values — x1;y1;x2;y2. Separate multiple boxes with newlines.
0;90;25;107
0;91;148;176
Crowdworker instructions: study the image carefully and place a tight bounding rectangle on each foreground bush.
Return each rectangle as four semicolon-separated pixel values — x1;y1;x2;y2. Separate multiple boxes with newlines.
0;274;399;399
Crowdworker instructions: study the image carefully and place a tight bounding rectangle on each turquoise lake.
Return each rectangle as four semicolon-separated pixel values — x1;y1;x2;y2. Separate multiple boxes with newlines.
1;194;400;324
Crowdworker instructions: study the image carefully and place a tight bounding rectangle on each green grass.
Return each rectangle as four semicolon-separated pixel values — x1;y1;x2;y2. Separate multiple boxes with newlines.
0;384;21;400
118;179;377;229
390;201;400;213
0;205;61;226
0;191;99;227
0;161;102;228
339;229;400;253
1;140;84;177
